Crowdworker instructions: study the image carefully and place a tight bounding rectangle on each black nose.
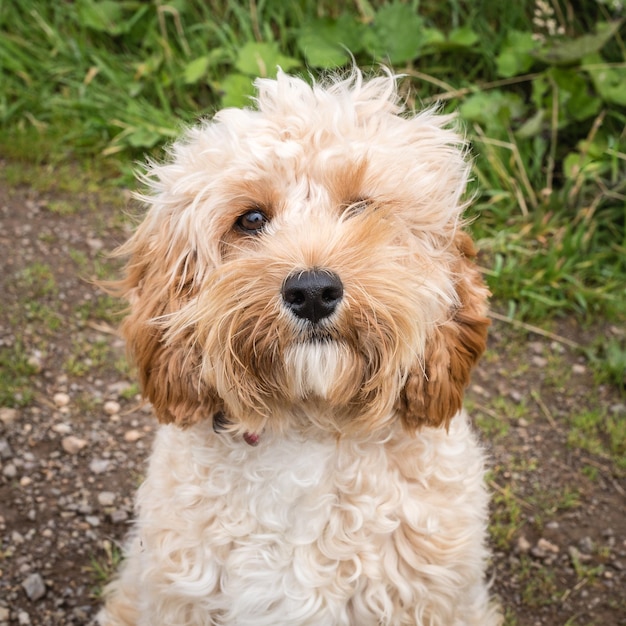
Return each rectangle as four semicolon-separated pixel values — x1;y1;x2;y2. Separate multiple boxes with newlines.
281;270;344;324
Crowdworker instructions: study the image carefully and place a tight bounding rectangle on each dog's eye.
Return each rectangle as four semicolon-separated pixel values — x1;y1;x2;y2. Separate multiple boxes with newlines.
236;209;268;234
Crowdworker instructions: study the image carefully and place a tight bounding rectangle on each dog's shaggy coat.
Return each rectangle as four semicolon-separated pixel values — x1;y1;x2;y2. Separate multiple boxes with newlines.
98;69;500;626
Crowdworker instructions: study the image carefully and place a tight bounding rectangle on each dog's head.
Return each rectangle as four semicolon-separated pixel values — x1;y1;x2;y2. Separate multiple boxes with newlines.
116;69;489;438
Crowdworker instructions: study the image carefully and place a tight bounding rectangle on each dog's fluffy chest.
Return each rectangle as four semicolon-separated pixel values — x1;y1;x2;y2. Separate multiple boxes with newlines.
130;417;489;625
142;423;407;542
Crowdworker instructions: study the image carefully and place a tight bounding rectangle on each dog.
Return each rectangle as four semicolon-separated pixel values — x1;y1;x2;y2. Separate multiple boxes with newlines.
98;68;500;626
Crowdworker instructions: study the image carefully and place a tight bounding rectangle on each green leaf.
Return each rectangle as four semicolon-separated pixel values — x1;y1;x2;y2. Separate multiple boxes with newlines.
421;28;446;47
553;68;602;121
297;16;364;69
563;151;602;181
447;26;479;48
495;31;537;78
77;0;127;36
535;20;623;65
235;42;299;78
460;90;525;131
184;56;210;85
586;58;626;106
426;26;478;52
126;127;163;149
364;2;424;64
532;68;602;127
217;73;256;108
515;109;546;139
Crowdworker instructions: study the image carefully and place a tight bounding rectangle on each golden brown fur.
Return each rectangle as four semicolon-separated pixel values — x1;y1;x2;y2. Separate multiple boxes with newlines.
397;231;490;429
100;68;500;626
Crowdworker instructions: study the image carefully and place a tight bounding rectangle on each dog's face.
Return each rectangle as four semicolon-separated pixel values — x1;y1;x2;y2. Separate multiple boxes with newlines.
117;70;489;438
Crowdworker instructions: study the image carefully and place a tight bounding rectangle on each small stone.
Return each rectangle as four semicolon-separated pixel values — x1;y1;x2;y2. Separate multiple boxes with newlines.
550;340;566;354
103;400;121;416
110;509;129;524
107;381;132;396
123;429;142;443
17;611;31;625
517;535;531;554
86;237;104;252
85;515;101;527
569;545;592;563
89;458;111;474
51;423;72;435
537;538;559;553
545;521;559;530
2;463;17;479
27;352;43;373
0;607;10;621
61;436;88;455
21;573;46;601
12;531;25;545
0;438;13;460
19;476;32;488
578;536;594;554
53;392;70;408
78;502;93;515
610;403;625;416
97;491;116;507
471;384;487;396
0;407;18;425
572;364;586;375
531;355;548;368
71;606;92;622
531;538;559;559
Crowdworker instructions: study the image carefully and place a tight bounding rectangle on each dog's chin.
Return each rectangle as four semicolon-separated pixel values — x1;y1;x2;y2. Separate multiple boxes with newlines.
284;339;351;402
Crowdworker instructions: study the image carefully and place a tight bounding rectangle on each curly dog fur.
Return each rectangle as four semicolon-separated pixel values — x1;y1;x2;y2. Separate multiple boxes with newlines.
98;69;500;626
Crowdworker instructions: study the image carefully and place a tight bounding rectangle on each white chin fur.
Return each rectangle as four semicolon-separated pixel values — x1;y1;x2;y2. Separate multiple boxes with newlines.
284;341;346;399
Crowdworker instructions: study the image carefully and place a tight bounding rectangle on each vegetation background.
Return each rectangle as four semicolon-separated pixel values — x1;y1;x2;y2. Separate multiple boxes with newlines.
0;1;625;625
2;0;625;327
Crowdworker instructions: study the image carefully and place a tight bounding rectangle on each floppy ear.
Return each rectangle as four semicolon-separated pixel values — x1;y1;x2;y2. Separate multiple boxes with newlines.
114;234;224;428
397;231;490;430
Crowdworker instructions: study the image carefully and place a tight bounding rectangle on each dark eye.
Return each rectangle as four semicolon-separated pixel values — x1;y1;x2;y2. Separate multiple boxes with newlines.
236;209;268;234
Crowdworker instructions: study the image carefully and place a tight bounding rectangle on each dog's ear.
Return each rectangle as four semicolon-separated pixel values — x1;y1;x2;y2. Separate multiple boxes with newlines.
397;232;490;430
114;236;223;428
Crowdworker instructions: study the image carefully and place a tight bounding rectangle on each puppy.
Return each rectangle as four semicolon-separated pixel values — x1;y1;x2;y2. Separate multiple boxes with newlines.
99;69;500;626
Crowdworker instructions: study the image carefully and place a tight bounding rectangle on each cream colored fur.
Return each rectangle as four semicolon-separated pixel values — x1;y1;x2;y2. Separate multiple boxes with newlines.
98;69;501;626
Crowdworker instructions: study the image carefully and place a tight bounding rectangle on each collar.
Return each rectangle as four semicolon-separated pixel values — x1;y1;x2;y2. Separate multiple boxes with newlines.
212;411;260;447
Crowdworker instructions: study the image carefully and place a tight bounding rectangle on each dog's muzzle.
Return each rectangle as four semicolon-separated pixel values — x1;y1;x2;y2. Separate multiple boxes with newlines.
281;270;343;324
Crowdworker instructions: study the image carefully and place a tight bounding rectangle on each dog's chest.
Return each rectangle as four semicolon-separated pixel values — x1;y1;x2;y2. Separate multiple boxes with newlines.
148;425;416;546
214;434;341;541
136;420;487;624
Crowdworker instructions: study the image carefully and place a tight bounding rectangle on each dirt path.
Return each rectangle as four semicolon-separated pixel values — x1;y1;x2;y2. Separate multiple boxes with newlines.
0;170;624;625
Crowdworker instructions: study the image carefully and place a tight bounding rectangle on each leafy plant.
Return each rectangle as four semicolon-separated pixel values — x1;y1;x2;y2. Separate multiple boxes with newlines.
0;0;625;323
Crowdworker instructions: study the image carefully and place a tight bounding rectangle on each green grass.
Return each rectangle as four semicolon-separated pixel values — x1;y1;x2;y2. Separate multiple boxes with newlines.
568;407;626;469
1;0;625;333
18;262;58;298
88;539;124;599
64;337;114;378
0;343;38;407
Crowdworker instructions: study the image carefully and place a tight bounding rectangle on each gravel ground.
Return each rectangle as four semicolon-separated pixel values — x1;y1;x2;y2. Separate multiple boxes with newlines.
0;167;624;625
